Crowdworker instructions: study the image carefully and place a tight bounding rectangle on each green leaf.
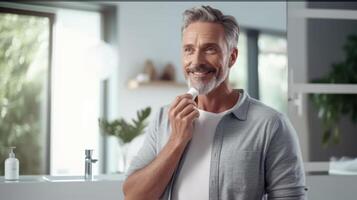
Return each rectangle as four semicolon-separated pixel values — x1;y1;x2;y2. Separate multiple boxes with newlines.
322;130;331;148
332;126;340;145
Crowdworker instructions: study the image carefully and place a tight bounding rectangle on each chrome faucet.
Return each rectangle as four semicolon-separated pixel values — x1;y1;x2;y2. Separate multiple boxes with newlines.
84;149;98;180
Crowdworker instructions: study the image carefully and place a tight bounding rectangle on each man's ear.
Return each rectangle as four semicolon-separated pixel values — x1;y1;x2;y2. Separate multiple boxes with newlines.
229;48;238;68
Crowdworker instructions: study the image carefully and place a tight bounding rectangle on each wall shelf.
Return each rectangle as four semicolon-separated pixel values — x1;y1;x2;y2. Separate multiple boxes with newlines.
127;80;187;90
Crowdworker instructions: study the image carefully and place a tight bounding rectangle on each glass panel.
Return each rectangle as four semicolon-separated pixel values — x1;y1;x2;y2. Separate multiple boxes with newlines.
307;19;357;84
51;9;101;175
229;31;248;91
0;12;50;175
305;93;357;161
258;34;288;113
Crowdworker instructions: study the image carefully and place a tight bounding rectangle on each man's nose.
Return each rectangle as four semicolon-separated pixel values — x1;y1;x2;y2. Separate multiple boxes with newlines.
191;50;205;66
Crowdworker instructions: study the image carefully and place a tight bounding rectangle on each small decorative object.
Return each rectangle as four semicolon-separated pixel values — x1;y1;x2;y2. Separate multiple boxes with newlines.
311;35;357;147
98;107;151;172
135;73;150;83
143;60;157;81
160;63;176;81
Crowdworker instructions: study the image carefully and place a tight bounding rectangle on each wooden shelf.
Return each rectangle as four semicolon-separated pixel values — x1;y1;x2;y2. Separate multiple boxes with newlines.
127;80;187;89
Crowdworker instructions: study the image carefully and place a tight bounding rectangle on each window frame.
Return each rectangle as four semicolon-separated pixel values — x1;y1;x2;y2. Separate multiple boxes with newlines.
288;2;357;165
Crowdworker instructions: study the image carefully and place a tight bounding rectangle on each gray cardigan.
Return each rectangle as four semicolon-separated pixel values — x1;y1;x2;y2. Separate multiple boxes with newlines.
126;90;307;200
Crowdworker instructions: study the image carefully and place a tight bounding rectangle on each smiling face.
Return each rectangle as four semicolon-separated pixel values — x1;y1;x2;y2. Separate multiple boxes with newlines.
182;22;235;95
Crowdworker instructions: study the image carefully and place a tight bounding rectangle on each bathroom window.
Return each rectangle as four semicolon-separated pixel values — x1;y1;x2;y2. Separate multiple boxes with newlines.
258;33;288;113
0;8;53;175
229;31;287;114
229;31;248;91
51;9;102;175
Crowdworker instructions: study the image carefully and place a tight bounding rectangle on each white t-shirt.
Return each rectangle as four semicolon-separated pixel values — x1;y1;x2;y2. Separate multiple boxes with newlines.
172;96;242;200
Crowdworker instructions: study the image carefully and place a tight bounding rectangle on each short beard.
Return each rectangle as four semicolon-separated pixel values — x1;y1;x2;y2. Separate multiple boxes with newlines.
188;77;217;95
187;63;229;95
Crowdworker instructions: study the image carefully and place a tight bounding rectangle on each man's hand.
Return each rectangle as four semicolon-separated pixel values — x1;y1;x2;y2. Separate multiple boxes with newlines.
123;94;199;200
168;94;199;145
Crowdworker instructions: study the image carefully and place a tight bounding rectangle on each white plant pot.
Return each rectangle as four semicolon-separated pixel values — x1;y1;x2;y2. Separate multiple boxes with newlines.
116;133;146;173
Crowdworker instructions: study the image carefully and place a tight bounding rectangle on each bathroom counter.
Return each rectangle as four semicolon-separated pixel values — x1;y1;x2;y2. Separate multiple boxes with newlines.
0;174;125;200
1;169;357;200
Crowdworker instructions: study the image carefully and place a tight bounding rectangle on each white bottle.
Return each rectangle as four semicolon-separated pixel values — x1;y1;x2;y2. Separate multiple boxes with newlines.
5;147;19;181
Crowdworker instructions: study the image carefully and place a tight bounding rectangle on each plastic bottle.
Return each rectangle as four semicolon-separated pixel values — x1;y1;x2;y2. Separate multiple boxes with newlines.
5;147;19;181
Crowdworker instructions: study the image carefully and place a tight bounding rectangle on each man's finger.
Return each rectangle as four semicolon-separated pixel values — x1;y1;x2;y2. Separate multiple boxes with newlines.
178;104;196;119
170;93;196;111
184;108;200;121
174;98;196;116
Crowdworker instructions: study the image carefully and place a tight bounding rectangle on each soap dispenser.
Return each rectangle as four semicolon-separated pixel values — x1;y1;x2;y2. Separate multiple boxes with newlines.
5;147;19;181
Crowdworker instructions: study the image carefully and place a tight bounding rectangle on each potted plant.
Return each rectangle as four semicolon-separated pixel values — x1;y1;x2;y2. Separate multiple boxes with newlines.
98;107;151;172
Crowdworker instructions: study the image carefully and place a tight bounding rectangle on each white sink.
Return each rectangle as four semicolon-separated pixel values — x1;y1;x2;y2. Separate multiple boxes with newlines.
0;175;47;183
0;174;124;183
41;174;124;182
42;175;85;182
0;174;125;200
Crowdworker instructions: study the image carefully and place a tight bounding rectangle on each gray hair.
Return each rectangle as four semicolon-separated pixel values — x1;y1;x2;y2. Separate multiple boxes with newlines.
182;5;240;51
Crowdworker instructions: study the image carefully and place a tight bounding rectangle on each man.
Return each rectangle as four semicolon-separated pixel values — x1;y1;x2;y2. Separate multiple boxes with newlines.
123;5;306;200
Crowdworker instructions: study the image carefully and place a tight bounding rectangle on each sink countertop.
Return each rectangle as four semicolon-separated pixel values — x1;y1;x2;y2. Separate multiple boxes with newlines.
0;174;125;200
0;174;126;184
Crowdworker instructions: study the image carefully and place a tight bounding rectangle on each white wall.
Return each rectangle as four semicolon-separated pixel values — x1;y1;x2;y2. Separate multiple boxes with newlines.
287;2;310;161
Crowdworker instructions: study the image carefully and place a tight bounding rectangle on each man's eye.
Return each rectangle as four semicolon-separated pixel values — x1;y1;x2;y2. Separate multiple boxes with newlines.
206;47;217;53
184;48;194;54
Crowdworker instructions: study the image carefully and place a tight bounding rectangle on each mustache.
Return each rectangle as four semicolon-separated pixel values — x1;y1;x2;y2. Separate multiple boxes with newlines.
186;64;216;73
